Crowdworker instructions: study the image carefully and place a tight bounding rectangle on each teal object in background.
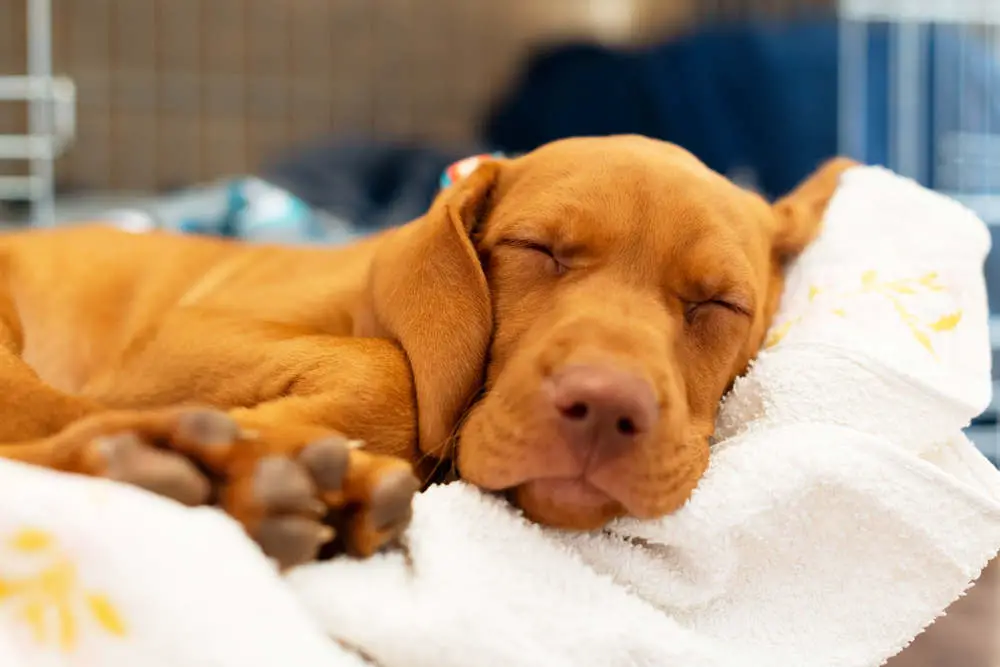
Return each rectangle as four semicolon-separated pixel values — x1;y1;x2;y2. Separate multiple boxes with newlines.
106;177;362;246
222;177;329;244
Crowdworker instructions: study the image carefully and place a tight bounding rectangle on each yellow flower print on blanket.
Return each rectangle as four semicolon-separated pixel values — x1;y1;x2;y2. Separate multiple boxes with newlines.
0;527;127;651
765;271;962;356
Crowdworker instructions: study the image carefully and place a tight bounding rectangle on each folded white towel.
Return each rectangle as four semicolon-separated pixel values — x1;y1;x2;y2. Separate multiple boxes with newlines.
292;427;1000;667
0;165;997;667
717;166;993;450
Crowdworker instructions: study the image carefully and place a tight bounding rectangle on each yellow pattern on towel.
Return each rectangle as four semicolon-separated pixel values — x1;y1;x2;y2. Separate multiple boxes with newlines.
765;270;962;356
0;527;127;651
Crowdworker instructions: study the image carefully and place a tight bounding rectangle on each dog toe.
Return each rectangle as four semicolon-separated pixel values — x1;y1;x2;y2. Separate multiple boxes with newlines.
94;432;211;506
171;408;243;466
175;408;239;444
255;516;335;569
298;436;352;492
252;456;325;516
369;469;419;532
341;465;419;558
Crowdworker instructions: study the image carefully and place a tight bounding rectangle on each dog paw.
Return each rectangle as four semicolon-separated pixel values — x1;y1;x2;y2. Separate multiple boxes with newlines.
57;407;419;568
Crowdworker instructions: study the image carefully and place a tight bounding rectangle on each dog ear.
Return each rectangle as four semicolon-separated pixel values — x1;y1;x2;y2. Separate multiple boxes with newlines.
770;157;859;261
358;161;502;459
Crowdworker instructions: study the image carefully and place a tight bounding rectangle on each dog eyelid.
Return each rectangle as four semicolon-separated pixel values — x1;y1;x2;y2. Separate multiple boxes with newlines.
496;238;570;274
684;298;752;323
497;238;552;253
713;299;752;317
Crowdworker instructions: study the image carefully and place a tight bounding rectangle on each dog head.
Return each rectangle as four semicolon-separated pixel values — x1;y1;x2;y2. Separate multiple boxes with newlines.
363;135;854;528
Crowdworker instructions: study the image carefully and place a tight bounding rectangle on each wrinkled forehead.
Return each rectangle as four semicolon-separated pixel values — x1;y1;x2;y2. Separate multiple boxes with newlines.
487;137;764;252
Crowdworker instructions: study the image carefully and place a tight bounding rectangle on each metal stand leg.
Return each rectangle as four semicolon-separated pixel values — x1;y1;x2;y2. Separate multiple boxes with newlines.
27;0;54;226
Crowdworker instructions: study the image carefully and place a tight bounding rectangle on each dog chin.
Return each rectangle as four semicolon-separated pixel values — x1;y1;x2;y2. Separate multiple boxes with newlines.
512;478;625;530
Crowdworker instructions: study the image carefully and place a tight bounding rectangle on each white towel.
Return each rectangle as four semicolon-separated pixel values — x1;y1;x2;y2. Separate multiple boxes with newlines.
716;166;993;451
0;459;365;667
292;428;1000;667
1;165;998;667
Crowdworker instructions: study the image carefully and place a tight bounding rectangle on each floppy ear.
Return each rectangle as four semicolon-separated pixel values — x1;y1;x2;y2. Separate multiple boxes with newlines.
357;161;501;459
770;157;859;261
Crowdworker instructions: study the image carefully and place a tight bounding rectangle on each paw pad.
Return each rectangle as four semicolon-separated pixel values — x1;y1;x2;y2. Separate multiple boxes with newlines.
94;432;211;507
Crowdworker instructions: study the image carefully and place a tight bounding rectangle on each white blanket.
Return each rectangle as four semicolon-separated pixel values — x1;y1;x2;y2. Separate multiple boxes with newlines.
1;166;999;667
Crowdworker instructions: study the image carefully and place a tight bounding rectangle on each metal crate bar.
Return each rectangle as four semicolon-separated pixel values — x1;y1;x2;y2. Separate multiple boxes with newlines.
841;0;1000;25
0;0;75;226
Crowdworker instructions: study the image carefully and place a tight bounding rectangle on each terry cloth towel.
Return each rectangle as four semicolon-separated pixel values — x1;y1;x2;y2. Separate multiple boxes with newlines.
0;459;367;667
0;165;998;667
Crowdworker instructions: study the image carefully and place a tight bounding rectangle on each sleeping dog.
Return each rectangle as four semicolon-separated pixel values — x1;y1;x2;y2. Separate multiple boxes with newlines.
0;136;853;567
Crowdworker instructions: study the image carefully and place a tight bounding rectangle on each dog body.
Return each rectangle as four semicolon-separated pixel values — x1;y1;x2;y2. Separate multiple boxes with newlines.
0;136;851;566
0;225;411;449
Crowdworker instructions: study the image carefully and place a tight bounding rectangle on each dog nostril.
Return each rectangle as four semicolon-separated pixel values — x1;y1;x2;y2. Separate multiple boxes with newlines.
616;417;637;436
561;402;589;421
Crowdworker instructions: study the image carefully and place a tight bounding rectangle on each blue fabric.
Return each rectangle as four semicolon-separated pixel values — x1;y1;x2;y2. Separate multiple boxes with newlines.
484;21;1000;198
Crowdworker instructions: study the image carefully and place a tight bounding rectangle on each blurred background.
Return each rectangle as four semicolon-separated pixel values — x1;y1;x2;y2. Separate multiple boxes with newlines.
1;2;999;663
1;2;999;449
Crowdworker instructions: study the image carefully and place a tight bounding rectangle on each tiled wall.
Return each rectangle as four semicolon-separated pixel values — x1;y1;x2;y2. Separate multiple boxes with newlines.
0;0;831;192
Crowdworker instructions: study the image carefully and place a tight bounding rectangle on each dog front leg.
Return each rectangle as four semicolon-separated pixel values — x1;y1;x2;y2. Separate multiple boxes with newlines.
0;287;99;442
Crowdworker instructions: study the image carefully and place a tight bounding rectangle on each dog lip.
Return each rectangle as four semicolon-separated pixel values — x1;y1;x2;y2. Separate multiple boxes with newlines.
517;476;614;505
512;476;623;529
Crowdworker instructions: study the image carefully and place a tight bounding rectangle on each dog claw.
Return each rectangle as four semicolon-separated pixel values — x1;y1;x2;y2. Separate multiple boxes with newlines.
256;516;335;569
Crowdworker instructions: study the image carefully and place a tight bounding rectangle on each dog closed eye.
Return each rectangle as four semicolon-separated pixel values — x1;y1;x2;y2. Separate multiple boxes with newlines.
683;299;750;324
497;239;569;275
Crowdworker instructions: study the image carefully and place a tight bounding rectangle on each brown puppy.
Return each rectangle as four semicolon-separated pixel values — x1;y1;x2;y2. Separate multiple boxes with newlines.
0;136;852;567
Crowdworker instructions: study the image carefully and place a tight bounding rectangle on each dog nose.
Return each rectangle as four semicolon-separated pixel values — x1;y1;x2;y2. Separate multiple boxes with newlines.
546;365;658;455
